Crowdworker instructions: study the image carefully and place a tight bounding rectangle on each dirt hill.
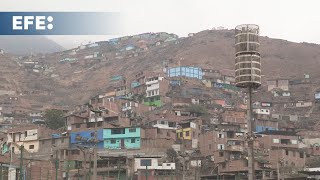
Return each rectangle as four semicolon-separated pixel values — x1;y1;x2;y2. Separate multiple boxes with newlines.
1;30;320;108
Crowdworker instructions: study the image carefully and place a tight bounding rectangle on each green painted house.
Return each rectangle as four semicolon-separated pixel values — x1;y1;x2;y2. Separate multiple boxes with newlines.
103;127;141;149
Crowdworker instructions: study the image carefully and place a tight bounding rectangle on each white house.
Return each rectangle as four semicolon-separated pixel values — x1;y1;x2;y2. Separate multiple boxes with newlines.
146;76;164;98
253;108;270;115
134;157;175;172
150;119;177;130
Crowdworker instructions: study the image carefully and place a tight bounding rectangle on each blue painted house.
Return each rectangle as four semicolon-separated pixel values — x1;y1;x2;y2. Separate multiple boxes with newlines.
255;126;277;133
254;119;278;133
103;127;141;149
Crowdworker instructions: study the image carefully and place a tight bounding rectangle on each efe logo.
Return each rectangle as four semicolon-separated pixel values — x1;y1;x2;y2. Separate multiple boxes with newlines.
12;16;53;30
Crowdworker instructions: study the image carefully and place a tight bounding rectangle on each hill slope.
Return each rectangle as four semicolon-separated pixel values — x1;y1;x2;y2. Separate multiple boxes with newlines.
0;36;65;55
1;30;320;108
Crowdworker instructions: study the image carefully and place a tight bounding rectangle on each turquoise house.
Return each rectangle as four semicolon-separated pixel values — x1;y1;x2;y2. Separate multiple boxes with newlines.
103;127;141;149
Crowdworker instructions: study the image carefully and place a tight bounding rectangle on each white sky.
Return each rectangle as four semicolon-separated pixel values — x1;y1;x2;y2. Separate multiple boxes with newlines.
1;0;320;48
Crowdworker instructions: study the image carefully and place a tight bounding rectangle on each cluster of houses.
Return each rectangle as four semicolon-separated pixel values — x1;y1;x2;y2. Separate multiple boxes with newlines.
0;62;319;180
1;31;320;179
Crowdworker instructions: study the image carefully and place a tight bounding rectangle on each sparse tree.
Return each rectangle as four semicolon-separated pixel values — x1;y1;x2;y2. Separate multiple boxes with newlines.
306;156;320;168
44;109;66;130
166;148;178;162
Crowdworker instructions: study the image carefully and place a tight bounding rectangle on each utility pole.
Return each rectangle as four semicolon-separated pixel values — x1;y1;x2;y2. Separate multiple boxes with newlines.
194;165;196;180
29;162;32;180
88;153;92;180
145;165;148;180
181;135;185;180
0;163;3;180
117;159;120;180
247;86;255;180
19;145;24;180
107;159;110;180
55;150;59;180
90;105;101;180
93;148;97;180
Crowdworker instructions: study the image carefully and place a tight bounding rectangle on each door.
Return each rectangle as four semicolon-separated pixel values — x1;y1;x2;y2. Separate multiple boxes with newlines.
121;139;125;149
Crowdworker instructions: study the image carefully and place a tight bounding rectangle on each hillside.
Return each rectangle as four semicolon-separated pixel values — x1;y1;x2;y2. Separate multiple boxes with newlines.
0;29;320;108
0;36;65;55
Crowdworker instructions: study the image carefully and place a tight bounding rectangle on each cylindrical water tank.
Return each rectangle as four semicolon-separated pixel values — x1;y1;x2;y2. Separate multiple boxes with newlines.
235;24;261;88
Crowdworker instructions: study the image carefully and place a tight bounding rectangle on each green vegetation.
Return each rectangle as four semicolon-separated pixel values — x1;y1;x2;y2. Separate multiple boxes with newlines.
166;148;178;162
185;104;208;115
44;109;66;130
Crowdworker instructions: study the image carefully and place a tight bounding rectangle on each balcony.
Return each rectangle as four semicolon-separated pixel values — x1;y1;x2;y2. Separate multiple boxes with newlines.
146;79;159;85
225;145;244;152
122;106;132;112
89;117;103;122
146;84;160;91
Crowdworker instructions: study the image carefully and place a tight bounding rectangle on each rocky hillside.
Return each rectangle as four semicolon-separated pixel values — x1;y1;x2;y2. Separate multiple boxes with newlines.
1;30;320;108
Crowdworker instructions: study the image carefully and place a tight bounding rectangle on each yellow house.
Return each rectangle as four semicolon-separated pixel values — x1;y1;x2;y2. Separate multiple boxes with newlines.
176;128;192;140
7;128;40;154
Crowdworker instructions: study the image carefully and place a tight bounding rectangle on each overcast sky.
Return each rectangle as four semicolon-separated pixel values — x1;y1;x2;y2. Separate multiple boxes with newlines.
1;0;320;48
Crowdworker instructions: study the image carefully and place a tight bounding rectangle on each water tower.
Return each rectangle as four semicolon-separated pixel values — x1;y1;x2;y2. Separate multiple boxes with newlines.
235;24;261;88
234;24;261;180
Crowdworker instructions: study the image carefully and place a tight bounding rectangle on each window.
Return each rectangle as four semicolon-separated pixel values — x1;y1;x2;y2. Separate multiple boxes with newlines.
52;139;55;145
42;141;45;145
300;152;304;158
131;139;136;143
222;163;226;169
111;140;116;144
273;138;279;143
285;150;289;156
29;145;34;149
75;124;81;128
218;133;224;138
179;132;183;138
87;123;95;128
71;150;80;155
291;140;298;145
111;129;125;134
219;152;224;157
129;128;136;132
185;131;190;137
218;144;225;150
97;121;102;127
